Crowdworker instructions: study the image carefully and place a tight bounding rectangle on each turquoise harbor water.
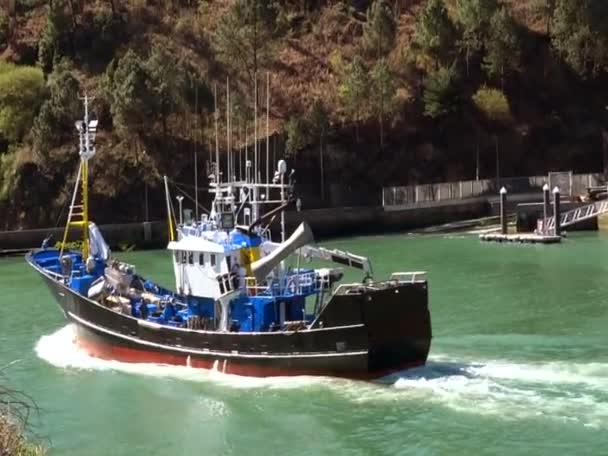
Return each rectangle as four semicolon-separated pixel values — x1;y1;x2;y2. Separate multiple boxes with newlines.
1;232;608;455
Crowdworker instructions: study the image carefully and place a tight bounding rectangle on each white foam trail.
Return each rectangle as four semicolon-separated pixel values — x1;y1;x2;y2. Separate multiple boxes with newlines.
377;356;608;429
35;326;608;428
35;325;330;390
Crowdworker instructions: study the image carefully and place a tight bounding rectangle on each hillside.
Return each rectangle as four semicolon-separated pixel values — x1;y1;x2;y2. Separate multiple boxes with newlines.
1;0;607;229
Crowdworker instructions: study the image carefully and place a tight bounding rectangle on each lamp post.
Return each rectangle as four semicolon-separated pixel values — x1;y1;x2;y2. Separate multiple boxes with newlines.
553;187;561;237
500;187;508;235
542;183;550;234
176;195;184;226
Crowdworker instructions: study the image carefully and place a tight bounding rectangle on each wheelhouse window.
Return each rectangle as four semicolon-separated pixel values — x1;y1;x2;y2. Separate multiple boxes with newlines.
199;253;205;266
181;251;187;264
188;252;194;265
210;254;216;267
174;251;180;263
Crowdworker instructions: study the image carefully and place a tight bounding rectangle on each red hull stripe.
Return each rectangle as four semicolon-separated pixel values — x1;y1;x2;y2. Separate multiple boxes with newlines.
76;335;424;380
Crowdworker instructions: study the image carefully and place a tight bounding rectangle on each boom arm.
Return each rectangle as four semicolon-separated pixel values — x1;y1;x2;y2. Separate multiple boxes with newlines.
300;245;373;278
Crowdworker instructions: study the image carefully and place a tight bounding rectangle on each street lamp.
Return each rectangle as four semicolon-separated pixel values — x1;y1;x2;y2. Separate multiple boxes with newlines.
176;195;184;226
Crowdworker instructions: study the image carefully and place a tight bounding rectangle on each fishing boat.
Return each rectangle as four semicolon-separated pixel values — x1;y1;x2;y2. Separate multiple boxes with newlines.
27;96;432;379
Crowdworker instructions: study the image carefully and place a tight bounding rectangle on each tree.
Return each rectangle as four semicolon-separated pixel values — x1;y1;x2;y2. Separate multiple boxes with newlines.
552;0;608;78
338;56;369;141
0;63;45;143
214;1;278;85
423;64;459;119
146;46;188;138
532;0;556;35
0;10;9;48
32;60;81;158
455;0;498;74
482;8;520;85
362;0;396;59
47;60;80;124
472;86;512;183
370;58;396;149
308;99;329;201
285;115;309;160
104;50;154;137
38;0;72;74
414;0;456;67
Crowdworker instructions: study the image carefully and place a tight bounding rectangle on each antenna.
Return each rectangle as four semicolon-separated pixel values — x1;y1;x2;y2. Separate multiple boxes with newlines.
194;83;199;220
226;77;230;184
266;72;270;193
254;74;258;185
245;123;249;183
214;84;220;185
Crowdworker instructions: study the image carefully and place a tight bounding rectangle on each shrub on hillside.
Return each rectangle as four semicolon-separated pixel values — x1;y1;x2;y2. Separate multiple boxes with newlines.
472;86;512;124
0;63;45;144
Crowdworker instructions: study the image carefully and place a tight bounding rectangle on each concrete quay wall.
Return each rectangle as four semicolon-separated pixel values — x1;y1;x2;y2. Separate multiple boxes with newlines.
0;200;489;253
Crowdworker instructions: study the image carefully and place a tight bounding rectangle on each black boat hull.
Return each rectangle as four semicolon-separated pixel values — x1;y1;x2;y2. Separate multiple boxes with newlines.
30;255;431;379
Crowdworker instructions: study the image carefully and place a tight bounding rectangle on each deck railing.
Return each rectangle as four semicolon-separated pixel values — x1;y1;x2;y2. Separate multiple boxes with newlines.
245;270;321;297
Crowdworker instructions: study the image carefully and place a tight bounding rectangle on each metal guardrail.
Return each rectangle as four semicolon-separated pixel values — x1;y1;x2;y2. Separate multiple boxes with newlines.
390;272;427;283
245;270;321;297
546;200;608;230
383;173;604;207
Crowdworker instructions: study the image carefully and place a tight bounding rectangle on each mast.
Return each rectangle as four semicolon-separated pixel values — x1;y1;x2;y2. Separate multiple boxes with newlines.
60;95;97;260
164;176;175;242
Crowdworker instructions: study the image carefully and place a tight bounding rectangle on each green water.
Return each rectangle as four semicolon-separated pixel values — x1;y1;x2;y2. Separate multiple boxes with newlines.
2;232;608;455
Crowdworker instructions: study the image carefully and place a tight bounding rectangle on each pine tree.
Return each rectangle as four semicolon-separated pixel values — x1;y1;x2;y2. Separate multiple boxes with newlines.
38;0;73;75
456;0;498;74
339;56;370;141
423;64;459;119
532;0;556;35
308;99;329;201
552;0;608;78
146;46;187;138
285;116;309;159
104;50;153;136
414;0;456;67
371;58;396;149
482;8;520;85
32;60;81;158
472;86;512;182
363;0;396;59
215;1;278;85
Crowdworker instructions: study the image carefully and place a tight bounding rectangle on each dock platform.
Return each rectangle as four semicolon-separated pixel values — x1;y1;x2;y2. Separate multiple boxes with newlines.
479;233;562;244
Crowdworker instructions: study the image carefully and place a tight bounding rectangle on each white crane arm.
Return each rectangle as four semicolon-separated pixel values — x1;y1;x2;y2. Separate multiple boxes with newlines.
300;245;373;278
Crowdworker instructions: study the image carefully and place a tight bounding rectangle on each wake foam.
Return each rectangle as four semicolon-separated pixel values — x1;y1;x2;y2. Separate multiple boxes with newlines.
378;359;608;429
35;324;329;389
35;325;608;428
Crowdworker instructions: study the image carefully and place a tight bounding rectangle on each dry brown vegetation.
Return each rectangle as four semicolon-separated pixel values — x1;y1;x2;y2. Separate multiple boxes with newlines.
0;1;607;228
